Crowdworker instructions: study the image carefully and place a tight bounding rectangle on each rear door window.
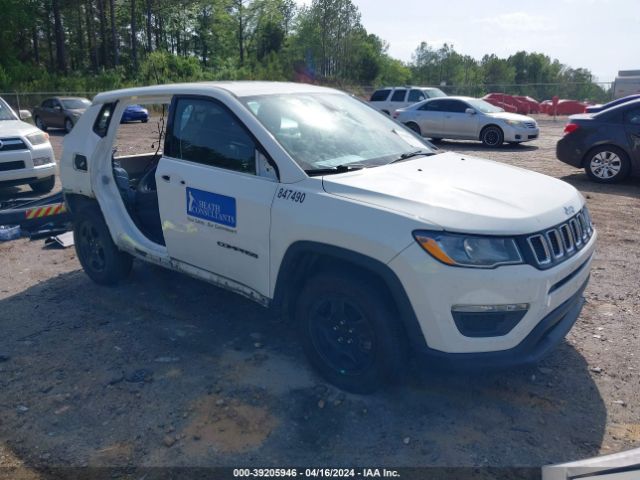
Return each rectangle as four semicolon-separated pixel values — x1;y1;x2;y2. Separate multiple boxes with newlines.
93;102;117;137
439;100;467;113
390;89;407;102
370;89;391;102
419;100;444;111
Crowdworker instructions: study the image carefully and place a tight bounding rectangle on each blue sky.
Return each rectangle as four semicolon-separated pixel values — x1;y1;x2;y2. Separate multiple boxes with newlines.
294;0;640;83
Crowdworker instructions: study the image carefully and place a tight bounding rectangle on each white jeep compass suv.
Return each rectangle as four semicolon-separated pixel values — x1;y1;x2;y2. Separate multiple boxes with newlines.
60;82;596;393
0;96;56;193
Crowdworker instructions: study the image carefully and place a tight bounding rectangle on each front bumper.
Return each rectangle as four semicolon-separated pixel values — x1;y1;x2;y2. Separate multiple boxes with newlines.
0;143;56;184
420;277;588;368
503;124;540;142
389;230;596;357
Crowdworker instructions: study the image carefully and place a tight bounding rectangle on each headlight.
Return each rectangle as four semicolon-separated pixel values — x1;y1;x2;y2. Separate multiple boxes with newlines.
505;119;526;128
33;157;53;166
413;231;523;268
26;131;50;146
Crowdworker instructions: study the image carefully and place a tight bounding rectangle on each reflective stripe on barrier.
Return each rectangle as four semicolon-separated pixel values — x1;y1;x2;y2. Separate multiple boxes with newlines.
25;203;67;220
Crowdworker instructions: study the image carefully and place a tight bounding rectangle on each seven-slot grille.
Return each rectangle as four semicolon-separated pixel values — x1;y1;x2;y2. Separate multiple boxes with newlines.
523;121;537;128
526;208;593;267
0;137;28;151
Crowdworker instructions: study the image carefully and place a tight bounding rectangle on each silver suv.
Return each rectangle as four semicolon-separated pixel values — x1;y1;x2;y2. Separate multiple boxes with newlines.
369;86;447;115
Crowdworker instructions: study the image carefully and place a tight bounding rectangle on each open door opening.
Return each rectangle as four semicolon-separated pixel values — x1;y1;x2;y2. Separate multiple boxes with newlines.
111;102;169;246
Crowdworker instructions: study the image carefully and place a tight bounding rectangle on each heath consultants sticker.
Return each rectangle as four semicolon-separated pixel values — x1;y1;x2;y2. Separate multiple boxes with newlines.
186;187;236;228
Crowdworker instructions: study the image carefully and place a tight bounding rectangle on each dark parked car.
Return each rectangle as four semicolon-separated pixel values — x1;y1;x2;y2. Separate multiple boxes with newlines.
33;97;91;133
585;94;640;114
121;104;149;123
556;99;640;183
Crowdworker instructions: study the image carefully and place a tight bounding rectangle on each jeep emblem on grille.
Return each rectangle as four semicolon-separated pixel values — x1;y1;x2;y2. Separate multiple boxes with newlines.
564;206;575;216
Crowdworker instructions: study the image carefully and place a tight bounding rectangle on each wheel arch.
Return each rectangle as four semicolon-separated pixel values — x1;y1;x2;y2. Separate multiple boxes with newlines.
580;142;630;167
272;241;426;351
479;123;503;141
64;192;99;217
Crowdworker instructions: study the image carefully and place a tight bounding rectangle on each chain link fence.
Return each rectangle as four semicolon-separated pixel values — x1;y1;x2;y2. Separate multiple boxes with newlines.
1;82;615;115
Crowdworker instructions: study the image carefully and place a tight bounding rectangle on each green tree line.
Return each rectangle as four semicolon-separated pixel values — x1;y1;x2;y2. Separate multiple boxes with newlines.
0;0;608;101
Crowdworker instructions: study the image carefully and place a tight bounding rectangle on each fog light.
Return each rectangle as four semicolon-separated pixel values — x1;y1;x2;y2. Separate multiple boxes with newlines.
451;303;529;337
33;157;53;166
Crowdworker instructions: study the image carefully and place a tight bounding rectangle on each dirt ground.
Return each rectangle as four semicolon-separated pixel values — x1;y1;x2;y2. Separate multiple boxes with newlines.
0;115;638;477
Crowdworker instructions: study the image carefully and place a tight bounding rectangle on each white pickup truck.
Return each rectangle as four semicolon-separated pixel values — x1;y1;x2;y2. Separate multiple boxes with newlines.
60;82;596;393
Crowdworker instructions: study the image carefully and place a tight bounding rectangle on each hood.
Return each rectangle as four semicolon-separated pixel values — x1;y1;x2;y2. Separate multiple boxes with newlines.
0;120;39;137
487;111;535;123
321;152;583;235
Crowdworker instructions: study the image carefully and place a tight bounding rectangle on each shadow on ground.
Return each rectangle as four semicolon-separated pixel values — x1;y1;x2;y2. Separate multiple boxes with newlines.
0;262;606;473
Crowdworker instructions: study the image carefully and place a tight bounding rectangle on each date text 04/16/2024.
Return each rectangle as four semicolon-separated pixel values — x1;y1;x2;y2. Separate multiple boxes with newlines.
233;468;400;478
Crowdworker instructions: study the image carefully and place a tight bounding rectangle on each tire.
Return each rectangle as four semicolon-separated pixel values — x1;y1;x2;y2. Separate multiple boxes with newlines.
142;118;149;123
29;175;55;193
584;146;631;183
405;122;421;135
295;271;407;394
480;125;504;147
73;205;133;285
35;116;47;131
64;118;74;133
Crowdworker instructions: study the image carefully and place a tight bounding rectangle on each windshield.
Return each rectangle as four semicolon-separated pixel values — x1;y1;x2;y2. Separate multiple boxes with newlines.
465;98;504;114
61;98;91;109
242;93;433;172
425;88;447;98
0;98;17;121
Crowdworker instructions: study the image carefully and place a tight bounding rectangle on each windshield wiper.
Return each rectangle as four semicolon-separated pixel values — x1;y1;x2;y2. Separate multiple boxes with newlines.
389;150;435;164
305;164;367;176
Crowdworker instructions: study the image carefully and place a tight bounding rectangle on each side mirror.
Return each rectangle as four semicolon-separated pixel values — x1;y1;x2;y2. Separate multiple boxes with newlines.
55;105;62;111
465;108;476;115
19;109;32;120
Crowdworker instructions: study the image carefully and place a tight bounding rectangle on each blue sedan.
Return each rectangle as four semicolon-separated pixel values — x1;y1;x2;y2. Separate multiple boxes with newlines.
121;104;149;123
585;94;640;114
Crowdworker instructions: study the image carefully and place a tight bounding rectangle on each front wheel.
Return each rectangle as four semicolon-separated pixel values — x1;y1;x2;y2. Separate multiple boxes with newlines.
295;271;407;394
64;118;74;133
74;206;133;285
480;126;504;147
584;146;630;183
30;175;55;193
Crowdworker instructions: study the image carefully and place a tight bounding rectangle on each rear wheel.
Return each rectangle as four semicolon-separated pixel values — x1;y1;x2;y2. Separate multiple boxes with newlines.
74;206;133;285
295;271;406;393
584;146;630;183
480;125;504;147
29;175;55;193
35;116;47;131
405;122;421;135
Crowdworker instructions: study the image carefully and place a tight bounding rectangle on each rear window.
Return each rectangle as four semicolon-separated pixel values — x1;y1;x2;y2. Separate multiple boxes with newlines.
370;89;391;102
